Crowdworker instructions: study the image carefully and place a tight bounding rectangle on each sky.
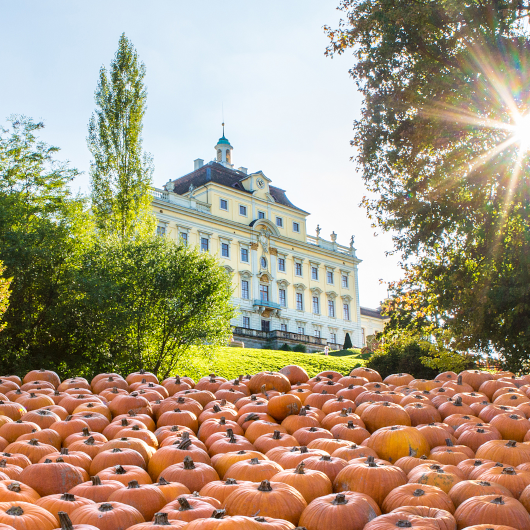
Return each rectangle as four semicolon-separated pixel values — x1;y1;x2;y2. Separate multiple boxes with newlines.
0;0;401;309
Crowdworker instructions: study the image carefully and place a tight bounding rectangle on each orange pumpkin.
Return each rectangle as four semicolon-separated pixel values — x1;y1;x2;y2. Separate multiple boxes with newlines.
298;491;381;530
365;425;430;463
224;480;306;525
108;480;167;521
0;500;58;530
70;501;145;530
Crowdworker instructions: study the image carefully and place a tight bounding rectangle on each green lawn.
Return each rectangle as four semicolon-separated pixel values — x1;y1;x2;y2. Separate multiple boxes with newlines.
185;346;364;380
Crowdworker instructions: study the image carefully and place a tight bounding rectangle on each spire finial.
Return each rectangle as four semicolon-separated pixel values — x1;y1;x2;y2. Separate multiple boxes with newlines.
222;122;225;137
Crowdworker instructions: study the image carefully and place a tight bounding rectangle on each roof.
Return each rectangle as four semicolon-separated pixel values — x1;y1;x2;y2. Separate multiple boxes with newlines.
360;306;387;320
216;135;231;146
168;162;307;212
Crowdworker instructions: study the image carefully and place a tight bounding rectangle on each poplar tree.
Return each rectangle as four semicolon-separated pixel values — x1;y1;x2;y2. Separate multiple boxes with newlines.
88;33;154;239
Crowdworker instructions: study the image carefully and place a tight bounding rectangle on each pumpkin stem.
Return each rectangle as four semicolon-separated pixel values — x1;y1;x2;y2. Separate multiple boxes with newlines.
506;440;517;447
457;375;463;385
454;396;463;406
128;480;140;488
294;462;305;474
176;439;192;450
250;458;260;465
478;481;491;486
28;439;39;446
121;419;129;426
153;513;170;525
114;465;126;474
491;497;505;505
395;522;412;528
412;489;425;497
225;478;237;485
219;417;226;425
257;480;273;492
84;436;95;446
177;497;192;510
331;493;348;505
91;476;102;485
7;482;21;492
211;509;226;519
60;493;76;501
298;408;307;416
244;413;260;422
321;455;331;461
503;467;517;475
158;477;170;485
272;430;282;440
60;448;69;455
445;438;454;447
183;456;195;470
6;506;23;516
300;446;309;454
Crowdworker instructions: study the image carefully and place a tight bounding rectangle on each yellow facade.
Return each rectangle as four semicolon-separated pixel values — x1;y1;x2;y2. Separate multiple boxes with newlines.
152;134;385;350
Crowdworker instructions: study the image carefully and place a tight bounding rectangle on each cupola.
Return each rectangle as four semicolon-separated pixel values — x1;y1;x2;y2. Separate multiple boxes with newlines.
215;123;234;168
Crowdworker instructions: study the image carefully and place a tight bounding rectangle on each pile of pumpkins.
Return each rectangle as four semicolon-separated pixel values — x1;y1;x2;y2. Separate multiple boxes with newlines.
0;367;530;529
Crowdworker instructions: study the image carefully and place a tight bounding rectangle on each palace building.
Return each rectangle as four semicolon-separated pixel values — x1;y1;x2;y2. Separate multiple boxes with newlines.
152;130;386;351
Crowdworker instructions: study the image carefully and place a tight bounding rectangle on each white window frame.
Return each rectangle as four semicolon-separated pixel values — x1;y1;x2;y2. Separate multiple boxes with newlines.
292;221;300;233
241;280;250;300
278;257;286;272
342;275;349;288
243;316;250;329
258;211;266;219
296;292;303;311
239;204;248;216
221;242;230;258
276;216;283;227
220;198;228;211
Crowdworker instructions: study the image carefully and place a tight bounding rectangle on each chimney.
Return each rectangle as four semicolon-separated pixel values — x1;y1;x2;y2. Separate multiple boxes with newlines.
238;167;248;175
194;159;204;170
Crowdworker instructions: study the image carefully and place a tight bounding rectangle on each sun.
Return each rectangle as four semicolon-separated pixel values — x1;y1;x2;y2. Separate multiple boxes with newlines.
513;113;530;151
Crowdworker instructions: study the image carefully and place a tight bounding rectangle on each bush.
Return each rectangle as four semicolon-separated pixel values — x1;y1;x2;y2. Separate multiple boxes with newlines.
366;334;475;379
279;343;292;352
293;344;307;353
343;333;353;350
366;336;440;379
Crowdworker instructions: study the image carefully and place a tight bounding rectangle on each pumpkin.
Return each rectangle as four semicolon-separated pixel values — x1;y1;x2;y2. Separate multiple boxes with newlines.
0;455;30;470
298;491;381;530
159;496;216;523
280;410;320;435
390;506;456;530
18;460;85;496
475;440;530;467
224;480;306;525
224;458;283;482
449;480;514;508
475;466;530;497
36;493;95;521
266;395;301;422
0;501;58;530
4;438;56;463
365;425;430;463
182;510;262;529
147;439;211;480
300;454;348;483
417;424;457;449
208;431;256;455
350;367;382;382
39;448;91;473
97;464;152;486
108;393;152;418
333;456;407;506
70;501;144;530
290;427;332;447
0;461;22;481
381;483;455;514
211;450;268;479
489;413;530;442
108;480;167;521
20;409;61;430
69;476;125;502
100;437;153;464
125;512;187;528
0;481;40;503
457;459;496;479
161;456;219;492
360;402;411;432
329;421;370;444
331;443;378;461
363;512;440;529
453;495;530;530
199;478;252;504
89;448;146;476
394;456;439;475
409;466;463;493
248;373;291;394
279;366;309;385
321;396;356;415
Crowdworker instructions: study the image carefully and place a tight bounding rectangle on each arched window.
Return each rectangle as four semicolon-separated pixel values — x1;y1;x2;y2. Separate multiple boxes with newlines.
260;257;267;269
226;149;231;163
217;149;222;162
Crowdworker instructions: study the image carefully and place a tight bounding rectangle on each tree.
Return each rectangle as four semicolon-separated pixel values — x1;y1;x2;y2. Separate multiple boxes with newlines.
0;261;12;332
0;116;94;375
88;33;154;239
343;332;353;350
326;1;530;371
71;235;235;378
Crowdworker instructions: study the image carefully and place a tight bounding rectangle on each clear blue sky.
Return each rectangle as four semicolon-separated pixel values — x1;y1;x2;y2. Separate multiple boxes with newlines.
0;0;401;308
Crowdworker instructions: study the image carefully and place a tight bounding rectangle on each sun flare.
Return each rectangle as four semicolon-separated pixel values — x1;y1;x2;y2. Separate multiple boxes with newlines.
514;113;530;151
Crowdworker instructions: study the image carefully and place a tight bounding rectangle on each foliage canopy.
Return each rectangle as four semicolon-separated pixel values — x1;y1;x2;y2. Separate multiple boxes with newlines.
326;0;530;371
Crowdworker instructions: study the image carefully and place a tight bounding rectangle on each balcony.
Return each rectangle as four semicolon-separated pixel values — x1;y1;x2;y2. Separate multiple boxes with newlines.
233;327;328;347
253;299;281;310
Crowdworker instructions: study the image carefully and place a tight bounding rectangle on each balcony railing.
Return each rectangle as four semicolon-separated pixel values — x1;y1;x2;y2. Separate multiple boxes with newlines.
252;299;281;310
233;327;328;346
151;188;211;213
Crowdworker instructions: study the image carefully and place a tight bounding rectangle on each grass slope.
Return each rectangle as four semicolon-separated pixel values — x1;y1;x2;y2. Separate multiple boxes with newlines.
189;347;364;380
